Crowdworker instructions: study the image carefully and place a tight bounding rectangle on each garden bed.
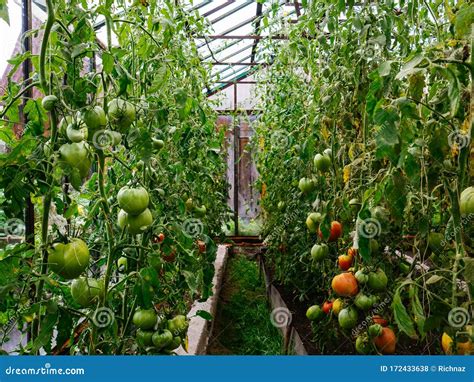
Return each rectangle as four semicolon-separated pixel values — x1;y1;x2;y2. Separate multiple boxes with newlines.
177;244;230;355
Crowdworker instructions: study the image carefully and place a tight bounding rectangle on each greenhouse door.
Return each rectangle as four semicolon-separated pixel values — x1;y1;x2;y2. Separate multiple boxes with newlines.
218;115;260;236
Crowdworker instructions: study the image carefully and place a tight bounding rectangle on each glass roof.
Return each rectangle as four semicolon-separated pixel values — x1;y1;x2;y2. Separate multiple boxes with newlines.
191;0;301;95
0;0;301;96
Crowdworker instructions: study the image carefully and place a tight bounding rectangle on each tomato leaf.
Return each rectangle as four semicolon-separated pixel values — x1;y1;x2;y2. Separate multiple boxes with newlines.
409;285;426;339
463;258;474;285
0;0;8;25
392;288;418;339
102;52;114;74
195;310;212;321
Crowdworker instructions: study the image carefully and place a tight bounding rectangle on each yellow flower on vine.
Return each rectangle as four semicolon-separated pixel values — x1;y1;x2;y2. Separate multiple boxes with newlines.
451;144;459;157
321;126;330;141
343;166;351;184
447;39;458;47
460;118;470;133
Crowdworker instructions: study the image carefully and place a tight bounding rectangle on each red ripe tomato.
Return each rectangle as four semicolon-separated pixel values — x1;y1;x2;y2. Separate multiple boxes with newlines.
152;233;165;244
347;247;357;257
197;240;206;253
373;327;397;354
338;254;353;271
331;272;359;297
162;250;176;263
322;301;333;314
318;221;343;242
372;315;388;327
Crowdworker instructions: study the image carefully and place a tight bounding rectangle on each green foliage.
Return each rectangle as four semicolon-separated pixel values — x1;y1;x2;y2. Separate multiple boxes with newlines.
0;0;227;355
256;0;472;354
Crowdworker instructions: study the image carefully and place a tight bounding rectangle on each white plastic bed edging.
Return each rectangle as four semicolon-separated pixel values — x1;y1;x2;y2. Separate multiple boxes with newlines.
176;244;230;355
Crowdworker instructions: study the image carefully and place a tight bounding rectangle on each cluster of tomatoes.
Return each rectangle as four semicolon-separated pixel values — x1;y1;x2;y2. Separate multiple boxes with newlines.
304;210;397;354
133;309;189;354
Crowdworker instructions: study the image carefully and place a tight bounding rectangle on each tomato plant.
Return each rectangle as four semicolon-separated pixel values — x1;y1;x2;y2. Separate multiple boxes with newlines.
256;0;472;355
0;0;227;355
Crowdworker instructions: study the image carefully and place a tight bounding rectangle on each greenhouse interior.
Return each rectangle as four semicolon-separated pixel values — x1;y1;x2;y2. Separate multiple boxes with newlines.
0;0;473;360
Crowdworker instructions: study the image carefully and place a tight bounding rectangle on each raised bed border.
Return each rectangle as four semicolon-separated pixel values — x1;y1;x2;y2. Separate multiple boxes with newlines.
177;244;230;355
258;254;309;355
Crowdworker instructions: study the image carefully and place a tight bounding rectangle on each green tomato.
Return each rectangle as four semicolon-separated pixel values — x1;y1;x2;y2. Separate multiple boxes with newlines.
109;130;122;146
133;309;157;330
194;205;207;217
185;198;194;211
136;329;154;347
167;315;189;336
108;99;136;131
355;335;371;354
117;256;128;272
42;95;58;111
152;138;164;150
118;208;153;235
306;212;322;232
82;106;107;132
310;244;329;262
58;116;74;137
323;148;332;157
368;324;383;338
117;186;149;215
277;201;285;210
428;232;445;253
367;269;388;292
354;293;375;311
152;329;173;350
370;239;380;254
313;153;332;172
164;336;182;351
48;239;90;279
460;187;474;215
338;307;358;329
59;142;92;178
355;269;369;284
71;277;103;307
306;305;324;321
298;177;316;194
66;121;88;143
